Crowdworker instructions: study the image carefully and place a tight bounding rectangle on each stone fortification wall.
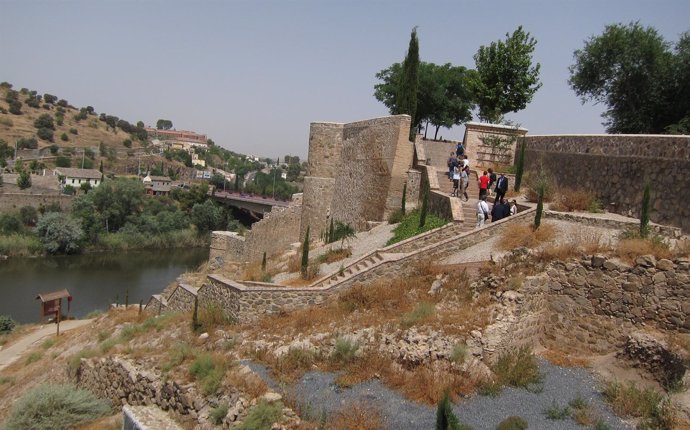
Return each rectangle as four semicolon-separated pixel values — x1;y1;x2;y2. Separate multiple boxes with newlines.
301;115;413;236
243;204;302;263
524;134;690;232
463;122;528;168
165;284;196;313
405;169;421;210
0;192;73;212
300;176;335;239
209;204;302;264
202;209;536;322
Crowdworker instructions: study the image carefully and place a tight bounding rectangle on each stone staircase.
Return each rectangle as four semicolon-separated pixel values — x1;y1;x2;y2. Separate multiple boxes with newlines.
434;165;480;234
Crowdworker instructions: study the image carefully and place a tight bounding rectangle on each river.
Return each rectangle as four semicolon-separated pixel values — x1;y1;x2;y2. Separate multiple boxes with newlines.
0;247;209;323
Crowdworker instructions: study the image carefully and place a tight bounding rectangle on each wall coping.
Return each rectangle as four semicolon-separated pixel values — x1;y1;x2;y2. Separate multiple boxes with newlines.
528;133;690;138
465;121;528;133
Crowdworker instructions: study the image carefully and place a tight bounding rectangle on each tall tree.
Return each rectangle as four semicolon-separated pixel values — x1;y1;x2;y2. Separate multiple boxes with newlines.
569;23;689;134
156;119;173;130
375;62;474;139
399;27;420;141
473;26;542;123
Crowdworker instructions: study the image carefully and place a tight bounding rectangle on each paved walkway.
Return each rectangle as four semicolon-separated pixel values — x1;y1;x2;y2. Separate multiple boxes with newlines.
0;319;93;372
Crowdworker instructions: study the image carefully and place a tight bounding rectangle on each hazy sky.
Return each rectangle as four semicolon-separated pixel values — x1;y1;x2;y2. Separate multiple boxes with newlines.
2;1;688;158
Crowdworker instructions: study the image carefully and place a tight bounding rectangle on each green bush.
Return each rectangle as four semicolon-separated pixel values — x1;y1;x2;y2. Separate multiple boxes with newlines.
386;208;448;245
209;402;229;425
388;208;405;224
543;401;570;420
1;383;110;430
36;212;83;254
450;343;467;365
330;337;359;364
20;206;38;226
436;391;463;430
496;416;528;430
33;113;55;130
36;127;54;142
0;213;23;234
234;400;283;430
189;353;226;395
482;346;541;396
401;302;434;328
0;315;17;334
60;133;68;142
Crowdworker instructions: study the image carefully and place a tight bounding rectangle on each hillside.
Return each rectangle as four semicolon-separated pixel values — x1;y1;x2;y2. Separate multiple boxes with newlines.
0;83;190;177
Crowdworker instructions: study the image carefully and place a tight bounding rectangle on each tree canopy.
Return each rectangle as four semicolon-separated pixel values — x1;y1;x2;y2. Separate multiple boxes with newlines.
156;119;173;130
569;22;690;134
473;26;542;123
375;62;475;140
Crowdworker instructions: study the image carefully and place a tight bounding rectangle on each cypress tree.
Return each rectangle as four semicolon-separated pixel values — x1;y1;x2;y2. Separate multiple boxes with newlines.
640;181;651;238
328;218;335;244
435;390;461;430
419;182;429;229
261;251;267;272
514;137;526;192
399;27;420;141
534;184;544;230
192;296;201;332
301;226;310;279
401;182;407;214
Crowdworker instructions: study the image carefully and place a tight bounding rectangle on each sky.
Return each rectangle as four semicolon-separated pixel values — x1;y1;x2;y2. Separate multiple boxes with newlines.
2;1;688;158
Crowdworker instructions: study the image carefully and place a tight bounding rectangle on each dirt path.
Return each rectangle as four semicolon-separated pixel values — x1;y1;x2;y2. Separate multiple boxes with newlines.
0;319;93;372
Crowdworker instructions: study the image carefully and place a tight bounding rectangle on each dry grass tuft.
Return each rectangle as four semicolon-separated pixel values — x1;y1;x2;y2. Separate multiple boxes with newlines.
226;369;267;399
318;247;352;264
540;349;591;368
615;238;672;264
327;401;384;430
499;223;556;250
550;188;601;213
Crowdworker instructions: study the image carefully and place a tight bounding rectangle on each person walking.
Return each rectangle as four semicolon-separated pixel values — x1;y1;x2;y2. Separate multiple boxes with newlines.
476;196;489;228
451;165;460;196
487;168;497;198
494;173;509;203
456;142;465;157
478;170;489;200
447;152;457;181
460;168;469;201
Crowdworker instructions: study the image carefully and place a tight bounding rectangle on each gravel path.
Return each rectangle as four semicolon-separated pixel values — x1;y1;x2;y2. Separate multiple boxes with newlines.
245;359;633;430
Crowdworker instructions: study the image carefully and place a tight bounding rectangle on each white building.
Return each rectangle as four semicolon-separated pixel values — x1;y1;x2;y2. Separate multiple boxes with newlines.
53;167;102;188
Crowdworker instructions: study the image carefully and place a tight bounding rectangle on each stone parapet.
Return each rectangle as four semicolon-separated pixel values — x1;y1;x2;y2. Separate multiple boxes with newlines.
524;134;690;233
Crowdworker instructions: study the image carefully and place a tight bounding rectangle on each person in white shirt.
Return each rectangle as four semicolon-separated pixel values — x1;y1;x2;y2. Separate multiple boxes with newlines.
510;199;518;216
476;196;489;228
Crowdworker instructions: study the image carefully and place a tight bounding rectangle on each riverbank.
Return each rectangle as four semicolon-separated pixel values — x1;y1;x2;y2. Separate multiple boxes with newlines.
0;227;210;258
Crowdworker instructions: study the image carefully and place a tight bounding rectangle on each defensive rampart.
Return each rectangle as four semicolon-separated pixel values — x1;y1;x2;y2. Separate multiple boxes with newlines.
524;134;690;233
301;115;413;237
0;192;73;212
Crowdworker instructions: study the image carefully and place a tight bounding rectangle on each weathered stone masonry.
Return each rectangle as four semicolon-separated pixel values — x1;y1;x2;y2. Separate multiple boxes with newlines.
524;134;690;233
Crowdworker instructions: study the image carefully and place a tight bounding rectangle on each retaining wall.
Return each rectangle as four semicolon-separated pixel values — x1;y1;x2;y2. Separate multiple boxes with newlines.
524;134;690;233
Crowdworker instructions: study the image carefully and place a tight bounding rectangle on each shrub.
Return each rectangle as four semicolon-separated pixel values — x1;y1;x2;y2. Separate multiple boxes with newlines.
189;352;227;395
450;343;467;365
209;402;228;425
36;127;54;142
386;208;448;245
25;351;42;365
602;381;678;428
33;113;55;130
234;400;283;430
615;237;671;264
0;213;23;234
550;188;600;212
8;99;22;114
16;171;31;189
0;315;17;334
122;138;132;148
1;383;110;430
543;401;570;419
56;155;71;167
496;416;528;430
487;346;541;394
69;127;78;135
36;212;83;254
60;133;68;141
401;302;434;328
388;208;404;224
330;337;359;364
16;137;38;149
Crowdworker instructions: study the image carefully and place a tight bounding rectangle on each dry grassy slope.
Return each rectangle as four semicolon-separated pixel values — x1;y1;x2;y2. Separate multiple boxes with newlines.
0;87;190;175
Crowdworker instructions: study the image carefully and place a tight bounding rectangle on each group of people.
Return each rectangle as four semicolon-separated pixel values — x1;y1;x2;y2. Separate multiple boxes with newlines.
447;147;518;227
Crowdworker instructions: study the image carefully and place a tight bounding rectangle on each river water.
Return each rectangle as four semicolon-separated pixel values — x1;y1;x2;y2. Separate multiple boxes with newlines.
0;247;209;323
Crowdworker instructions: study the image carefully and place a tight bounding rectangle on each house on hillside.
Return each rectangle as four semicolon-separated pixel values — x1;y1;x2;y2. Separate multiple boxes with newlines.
53;167;102;189
142;174;172;196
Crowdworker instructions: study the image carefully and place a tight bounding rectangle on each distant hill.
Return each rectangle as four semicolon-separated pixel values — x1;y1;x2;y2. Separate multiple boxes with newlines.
0;82;190;177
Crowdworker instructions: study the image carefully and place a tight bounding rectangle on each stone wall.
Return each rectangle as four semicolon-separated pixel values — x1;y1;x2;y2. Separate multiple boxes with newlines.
462;122;528;168
243;204;302;263
0;192;73;212
209;204;302;264
524;134;690;233
405;169;421;210
77;357;208;419
200;209;536;323
301;115;413;235
165;284;197;313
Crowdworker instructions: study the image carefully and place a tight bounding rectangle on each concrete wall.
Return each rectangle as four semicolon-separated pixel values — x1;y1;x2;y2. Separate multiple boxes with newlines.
524;134;690;232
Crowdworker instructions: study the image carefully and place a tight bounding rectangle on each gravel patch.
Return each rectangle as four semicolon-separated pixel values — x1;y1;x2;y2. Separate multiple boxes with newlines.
244;359;632;429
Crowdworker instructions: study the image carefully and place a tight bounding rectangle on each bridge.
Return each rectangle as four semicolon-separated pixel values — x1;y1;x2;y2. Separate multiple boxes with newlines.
211;190;290;217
